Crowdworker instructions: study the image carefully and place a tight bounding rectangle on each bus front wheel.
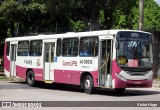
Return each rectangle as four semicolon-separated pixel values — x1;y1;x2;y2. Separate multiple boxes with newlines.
84;75;94;94
26;71;35;87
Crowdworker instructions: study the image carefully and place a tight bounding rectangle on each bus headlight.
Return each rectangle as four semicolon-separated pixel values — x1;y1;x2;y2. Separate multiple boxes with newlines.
115;73;126;82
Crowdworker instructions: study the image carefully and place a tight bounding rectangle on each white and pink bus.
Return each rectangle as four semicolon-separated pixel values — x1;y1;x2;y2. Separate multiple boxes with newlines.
4;30;153;94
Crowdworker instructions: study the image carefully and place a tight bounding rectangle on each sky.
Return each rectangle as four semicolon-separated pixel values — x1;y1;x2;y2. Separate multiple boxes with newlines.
155;0;160;5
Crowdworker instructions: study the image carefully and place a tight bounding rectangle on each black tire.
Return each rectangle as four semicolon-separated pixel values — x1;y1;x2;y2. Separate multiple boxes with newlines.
26;71;35;87
115;88;125;94
84;75;94;94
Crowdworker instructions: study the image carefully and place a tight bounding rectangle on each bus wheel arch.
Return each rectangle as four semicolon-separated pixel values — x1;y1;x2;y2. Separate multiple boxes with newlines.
26;69;35;87
80;72;95;94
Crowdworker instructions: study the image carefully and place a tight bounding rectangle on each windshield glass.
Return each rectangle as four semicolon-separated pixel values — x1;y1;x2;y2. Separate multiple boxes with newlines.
117;40;153;69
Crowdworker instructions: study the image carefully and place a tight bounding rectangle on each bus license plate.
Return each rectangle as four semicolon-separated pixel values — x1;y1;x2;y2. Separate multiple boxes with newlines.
135;82;141;84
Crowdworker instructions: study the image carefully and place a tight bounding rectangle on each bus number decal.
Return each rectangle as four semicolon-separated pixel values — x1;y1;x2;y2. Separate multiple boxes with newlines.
80;60;92;64
24;60;32;65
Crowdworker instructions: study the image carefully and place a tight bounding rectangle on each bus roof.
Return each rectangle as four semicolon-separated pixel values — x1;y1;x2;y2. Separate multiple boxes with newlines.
5;29;151;42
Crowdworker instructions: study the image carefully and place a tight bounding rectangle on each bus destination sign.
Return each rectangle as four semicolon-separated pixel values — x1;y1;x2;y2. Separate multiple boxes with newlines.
117;31;152;41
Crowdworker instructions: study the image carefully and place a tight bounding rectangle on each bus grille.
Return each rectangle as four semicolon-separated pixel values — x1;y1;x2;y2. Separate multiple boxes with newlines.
130;72;145;76
126;71;149;76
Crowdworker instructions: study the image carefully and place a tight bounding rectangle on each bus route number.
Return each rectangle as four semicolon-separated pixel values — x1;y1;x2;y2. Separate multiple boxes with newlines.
80;60;92;64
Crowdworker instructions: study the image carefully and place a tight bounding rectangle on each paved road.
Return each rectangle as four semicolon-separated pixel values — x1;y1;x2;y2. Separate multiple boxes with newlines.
0;81;160;110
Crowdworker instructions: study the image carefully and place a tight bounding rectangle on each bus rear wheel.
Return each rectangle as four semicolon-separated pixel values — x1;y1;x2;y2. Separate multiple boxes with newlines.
26;71;35;87
84;75;94;94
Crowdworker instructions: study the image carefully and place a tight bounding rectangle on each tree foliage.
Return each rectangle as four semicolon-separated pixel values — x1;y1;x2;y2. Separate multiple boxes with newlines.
0;17;7;56
0;0;159;52
143;0;160;31
0;0;159;35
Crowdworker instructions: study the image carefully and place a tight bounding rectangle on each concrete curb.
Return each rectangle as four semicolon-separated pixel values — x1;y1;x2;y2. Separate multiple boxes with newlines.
0;72;4;76
153;80;160;88
7;77;25;82
152;84;160;88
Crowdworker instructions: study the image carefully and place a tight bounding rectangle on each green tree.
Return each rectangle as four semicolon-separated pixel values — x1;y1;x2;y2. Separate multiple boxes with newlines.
0;0;25;37
0;0;160;37
143;0;160;31
100;0;138;29
100;0;160;31
69;18;86;32
131;0;160;31
0;0;48;36
0;17;7;56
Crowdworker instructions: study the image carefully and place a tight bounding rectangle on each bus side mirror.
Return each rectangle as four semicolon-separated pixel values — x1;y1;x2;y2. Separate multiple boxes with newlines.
115;41;119;49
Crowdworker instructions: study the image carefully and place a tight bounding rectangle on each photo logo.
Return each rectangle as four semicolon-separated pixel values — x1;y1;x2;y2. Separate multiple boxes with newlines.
2;102;11;107
1;102;42;108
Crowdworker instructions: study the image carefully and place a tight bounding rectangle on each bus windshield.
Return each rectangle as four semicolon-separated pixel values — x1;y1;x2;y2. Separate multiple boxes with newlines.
117;40;153;70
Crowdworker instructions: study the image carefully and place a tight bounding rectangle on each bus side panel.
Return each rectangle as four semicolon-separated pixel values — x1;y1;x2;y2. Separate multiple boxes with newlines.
16;65;26;79
16;65;43;81
4;42;10;73
90;71;98;87
54;70;72;84
33;68;43;81
54;69;98;86
71;71;81;85
71;70;98;86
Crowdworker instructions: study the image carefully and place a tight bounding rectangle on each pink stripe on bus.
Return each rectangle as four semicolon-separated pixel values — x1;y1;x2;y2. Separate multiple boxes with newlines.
16;66;27;79
16;65;43;81
4;42;10;72
112;59;122;79
54;69;98;87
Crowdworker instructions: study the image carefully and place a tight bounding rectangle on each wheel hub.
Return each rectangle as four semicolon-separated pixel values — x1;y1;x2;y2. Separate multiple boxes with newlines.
85;79;90;89
28;75;33;84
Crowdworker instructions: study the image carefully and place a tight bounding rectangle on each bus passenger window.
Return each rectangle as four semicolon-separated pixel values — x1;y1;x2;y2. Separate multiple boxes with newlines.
17;41;29;56
80;37;98;57
30;40;42;56
62;38;79;56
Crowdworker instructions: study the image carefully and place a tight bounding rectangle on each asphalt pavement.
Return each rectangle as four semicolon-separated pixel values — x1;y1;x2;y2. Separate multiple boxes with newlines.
0;81;160;110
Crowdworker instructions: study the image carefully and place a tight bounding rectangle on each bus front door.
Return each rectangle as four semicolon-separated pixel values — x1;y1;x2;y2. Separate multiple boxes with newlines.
10;44;17;76
99;39;112;87
44;42;55;82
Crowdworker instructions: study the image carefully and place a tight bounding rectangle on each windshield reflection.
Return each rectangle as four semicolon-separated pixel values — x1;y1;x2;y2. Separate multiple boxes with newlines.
117;41;153;68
